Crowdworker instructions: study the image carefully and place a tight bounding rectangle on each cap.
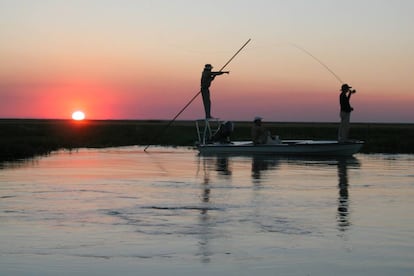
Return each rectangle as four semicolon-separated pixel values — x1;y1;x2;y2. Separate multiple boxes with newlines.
254;116;262;122
341;84;352;91
204;64;213;69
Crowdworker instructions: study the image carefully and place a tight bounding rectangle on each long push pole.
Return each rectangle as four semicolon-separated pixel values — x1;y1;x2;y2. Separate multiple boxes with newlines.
144;38;251;151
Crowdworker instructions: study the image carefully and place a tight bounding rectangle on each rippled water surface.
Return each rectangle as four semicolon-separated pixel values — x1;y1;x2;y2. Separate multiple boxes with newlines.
1;147;413;275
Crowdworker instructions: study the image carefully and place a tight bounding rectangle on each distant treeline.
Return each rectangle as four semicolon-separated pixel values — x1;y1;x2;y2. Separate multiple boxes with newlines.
1;119;413;161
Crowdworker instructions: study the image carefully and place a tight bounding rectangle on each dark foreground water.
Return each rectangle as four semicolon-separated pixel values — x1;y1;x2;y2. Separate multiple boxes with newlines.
1;147;413;276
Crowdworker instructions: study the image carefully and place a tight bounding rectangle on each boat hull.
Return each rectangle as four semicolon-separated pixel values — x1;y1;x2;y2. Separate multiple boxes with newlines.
197;140;364;156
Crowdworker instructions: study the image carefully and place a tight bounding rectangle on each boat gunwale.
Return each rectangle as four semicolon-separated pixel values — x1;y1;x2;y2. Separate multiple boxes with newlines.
196;140;364;156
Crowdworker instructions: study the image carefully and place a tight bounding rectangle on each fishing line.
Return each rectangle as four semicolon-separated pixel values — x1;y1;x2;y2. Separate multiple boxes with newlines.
290;43;344;84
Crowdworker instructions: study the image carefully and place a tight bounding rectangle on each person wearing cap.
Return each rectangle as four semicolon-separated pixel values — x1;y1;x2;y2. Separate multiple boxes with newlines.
200;64;229;119
251;116;268;144
338;83;356;142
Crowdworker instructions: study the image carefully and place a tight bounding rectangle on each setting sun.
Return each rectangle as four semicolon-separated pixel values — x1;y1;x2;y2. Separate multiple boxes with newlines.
72;111;85;121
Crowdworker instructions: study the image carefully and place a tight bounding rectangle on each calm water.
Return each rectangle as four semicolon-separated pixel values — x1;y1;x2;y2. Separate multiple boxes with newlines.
1;147;413;276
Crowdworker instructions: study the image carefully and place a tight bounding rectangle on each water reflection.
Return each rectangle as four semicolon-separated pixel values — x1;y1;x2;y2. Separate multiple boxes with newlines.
336;157;360;232
198;182;212;263
3;149;364;266
337;158;350;231
5;148;414;274
215;157;232;177
197;155;237;262
197;157;214;263
199;154;361;237
251;156;279;185
0;157;40;169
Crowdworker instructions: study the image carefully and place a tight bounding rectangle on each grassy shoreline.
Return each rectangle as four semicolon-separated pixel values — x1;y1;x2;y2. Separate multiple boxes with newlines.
1;119;413;161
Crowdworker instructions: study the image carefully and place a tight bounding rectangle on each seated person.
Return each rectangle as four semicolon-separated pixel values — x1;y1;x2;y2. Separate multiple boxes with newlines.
251;116;267;144
212;121;234;143
251;116;280;144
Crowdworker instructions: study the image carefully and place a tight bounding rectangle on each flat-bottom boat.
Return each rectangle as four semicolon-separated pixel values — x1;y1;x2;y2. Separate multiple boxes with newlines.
195;119;364;156
197;139;364;156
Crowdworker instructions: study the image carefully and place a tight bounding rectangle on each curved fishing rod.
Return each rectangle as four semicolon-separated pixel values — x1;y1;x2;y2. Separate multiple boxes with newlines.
290;43;344;84
144;38;251;151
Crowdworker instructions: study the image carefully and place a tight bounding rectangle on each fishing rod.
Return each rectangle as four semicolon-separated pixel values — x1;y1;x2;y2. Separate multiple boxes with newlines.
290;43;344;84
144;38;251;152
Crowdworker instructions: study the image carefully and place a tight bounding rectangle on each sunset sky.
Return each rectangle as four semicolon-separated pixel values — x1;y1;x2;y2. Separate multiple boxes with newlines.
1;0;413;122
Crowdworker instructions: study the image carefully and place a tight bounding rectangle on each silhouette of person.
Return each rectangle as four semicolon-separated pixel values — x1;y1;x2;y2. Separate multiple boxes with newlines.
212;121;234;143
200;64;229;119
251;116;268;144
338;83;356;142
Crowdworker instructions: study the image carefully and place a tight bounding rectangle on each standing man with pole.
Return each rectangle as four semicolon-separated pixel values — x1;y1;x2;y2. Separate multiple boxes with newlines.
143;38;251;152
200;64;229;119
338;83;356;142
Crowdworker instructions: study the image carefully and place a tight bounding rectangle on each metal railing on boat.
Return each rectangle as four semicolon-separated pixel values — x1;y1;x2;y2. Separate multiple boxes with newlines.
195;118;220;145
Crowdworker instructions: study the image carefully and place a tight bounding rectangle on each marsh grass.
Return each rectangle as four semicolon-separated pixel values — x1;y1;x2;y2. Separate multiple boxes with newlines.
1;119;413;161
